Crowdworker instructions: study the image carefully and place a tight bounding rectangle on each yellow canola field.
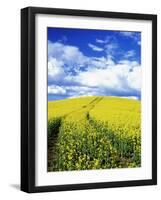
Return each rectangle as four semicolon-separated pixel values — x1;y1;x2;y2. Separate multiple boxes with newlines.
48;96;141;172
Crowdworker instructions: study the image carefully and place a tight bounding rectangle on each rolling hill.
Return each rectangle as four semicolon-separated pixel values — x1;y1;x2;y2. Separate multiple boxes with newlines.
48;96;141;172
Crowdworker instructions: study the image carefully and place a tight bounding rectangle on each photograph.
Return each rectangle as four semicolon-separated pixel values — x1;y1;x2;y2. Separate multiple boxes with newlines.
47;27;141;172
21;7;157;192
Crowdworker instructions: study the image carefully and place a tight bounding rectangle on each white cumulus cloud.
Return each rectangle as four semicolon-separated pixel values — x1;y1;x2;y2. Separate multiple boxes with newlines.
48;58;64;78
74;61;141;95
48;41;88;74
48;85;66;95
48;40;141;99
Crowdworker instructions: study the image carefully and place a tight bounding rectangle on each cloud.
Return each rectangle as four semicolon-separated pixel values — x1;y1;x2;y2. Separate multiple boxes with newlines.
118;60;138;67
48;85;66;94
123;50;136;59
96;39;106;44
105;43;118;56
95;36;118;56
48;40;141;100
68;95;93;99
96;35;116;44
120;96;139;100
127;66;141;91
119;31;141;45
48;41;85;63
65;85;99;97
48;41;116;75
137;41;141;46
87;56;115;70
120;32;136;37
74;61;141;97
88;43;104;52
96;37;109;44
48;40;89;74
57;35;68;43
48;58;65;80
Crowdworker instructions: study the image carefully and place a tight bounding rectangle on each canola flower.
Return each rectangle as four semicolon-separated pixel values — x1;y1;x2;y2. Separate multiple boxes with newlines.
47;96;141;171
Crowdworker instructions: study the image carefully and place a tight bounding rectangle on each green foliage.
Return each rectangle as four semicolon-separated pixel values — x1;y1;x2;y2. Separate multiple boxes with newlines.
48;117;62;138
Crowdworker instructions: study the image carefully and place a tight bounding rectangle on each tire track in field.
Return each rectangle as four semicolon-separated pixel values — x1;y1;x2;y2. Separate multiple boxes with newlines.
63;97;103;120
85;97;103;112
63;97;102;118
48;133;58;171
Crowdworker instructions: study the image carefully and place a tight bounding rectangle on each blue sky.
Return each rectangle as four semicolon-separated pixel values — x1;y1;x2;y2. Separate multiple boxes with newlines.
48;27;141;101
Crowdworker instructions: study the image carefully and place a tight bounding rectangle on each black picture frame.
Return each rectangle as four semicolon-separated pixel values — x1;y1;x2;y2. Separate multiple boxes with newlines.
21;6;157;193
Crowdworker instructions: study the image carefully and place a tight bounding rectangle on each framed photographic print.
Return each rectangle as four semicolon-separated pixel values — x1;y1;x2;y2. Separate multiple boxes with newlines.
21;7;157;193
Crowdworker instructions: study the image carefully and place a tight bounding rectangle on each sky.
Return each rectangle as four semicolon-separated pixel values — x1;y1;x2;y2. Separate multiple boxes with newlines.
48;27;141;101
